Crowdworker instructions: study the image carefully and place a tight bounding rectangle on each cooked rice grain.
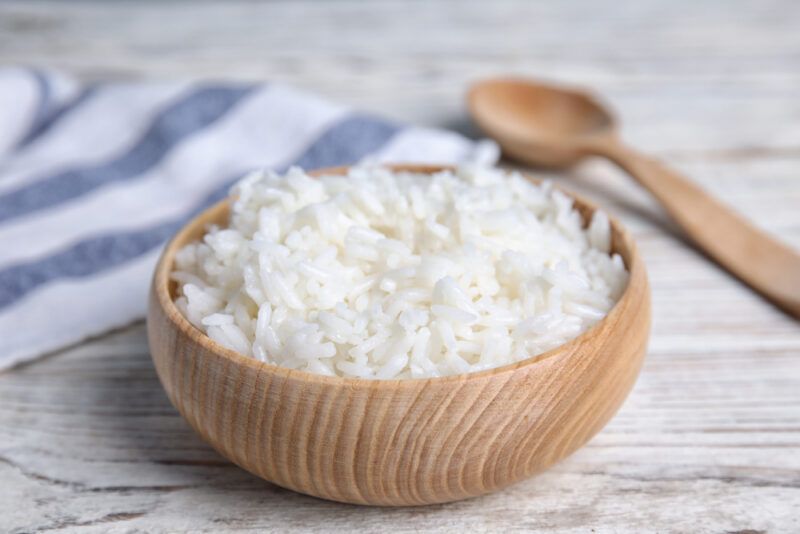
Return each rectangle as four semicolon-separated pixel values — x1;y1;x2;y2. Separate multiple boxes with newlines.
173;165;628;379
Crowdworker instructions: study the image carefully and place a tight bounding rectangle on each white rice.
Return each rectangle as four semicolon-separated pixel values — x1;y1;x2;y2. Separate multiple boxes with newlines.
172;165;628;379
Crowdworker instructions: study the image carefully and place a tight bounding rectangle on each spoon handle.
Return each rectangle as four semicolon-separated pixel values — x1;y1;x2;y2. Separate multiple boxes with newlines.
595;141;800;318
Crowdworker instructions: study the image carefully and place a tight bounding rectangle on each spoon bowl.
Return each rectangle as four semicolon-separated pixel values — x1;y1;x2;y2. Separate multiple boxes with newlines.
147;164;651;506
469;78;615;168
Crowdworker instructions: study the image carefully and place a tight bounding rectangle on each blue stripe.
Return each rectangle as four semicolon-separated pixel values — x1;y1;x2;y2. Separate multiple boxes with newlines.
190;114;403;209
0;115;402;309
292;113;401;169
14;85;100;151
23;69;55;146
0;84;255;223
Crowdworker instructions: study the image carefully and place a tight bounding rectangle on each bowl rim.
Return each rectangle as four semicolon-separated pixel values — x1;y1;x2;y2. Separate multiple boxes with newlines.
151;163;646;389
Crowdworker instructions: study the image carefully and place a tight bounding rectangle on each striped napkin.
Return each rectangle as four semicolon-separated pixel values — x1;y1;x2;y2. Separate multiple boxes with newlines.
0;68;498;370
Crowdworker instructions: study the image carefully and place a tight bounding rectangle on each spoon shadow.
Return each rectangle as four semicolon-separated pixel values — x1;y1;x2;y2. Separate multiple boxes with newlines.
505;156;685;242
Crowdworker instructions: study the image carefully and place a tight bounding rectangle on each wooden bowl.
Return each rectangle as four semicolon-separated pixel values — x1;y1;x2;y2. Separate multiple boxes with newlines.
147;164;650;506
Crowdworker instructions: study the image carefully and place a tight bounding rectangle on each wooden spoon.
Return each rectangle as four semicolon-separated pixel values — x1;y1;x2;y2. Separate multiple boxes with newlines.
468;77;800;319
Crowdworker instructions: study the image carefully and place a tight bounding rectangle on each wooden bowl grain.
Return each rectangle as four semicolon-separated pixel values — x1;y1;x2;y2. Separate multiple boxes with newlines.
147;164;651;506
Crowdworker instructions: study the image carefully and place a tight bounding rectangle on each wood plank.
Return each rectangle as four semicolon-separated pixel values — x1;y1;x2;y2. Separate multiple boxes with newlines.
1;0;798;531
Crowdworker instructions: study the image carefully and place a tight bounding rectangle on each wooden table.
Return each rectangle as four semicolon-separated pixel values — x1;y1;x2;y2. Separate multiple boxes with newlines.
2;1;799;532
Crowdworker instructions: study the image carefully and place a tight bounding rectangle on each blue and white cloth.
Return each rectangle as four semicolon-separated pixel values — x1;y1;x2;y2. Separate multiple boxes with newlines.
0;68;498;369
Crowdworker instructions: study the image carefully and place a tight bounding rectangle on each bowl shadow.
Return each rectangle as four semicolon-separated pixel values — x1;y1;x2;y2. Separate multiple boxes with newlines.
39;323;497;523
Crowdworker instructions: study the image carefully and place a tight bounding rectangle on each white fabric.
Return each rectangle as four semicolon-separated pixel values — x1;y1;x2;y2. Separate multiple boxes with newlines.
0;69;499;369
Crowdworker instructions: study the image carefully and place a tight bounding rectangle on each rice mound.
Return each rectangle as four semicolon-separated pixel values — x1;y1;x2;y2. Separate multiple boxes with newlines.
172;165;628;379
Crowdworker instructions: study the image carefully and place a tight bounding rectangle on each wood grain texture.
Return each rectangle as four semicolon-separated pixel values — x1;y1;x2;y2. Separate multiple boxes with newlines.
1;0;799;531
147;165;650;506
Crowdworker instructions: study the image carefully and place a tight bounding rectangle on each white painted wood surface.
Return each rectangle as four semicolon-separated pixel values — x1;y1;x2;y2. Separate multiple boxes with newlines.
1;1;799;532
